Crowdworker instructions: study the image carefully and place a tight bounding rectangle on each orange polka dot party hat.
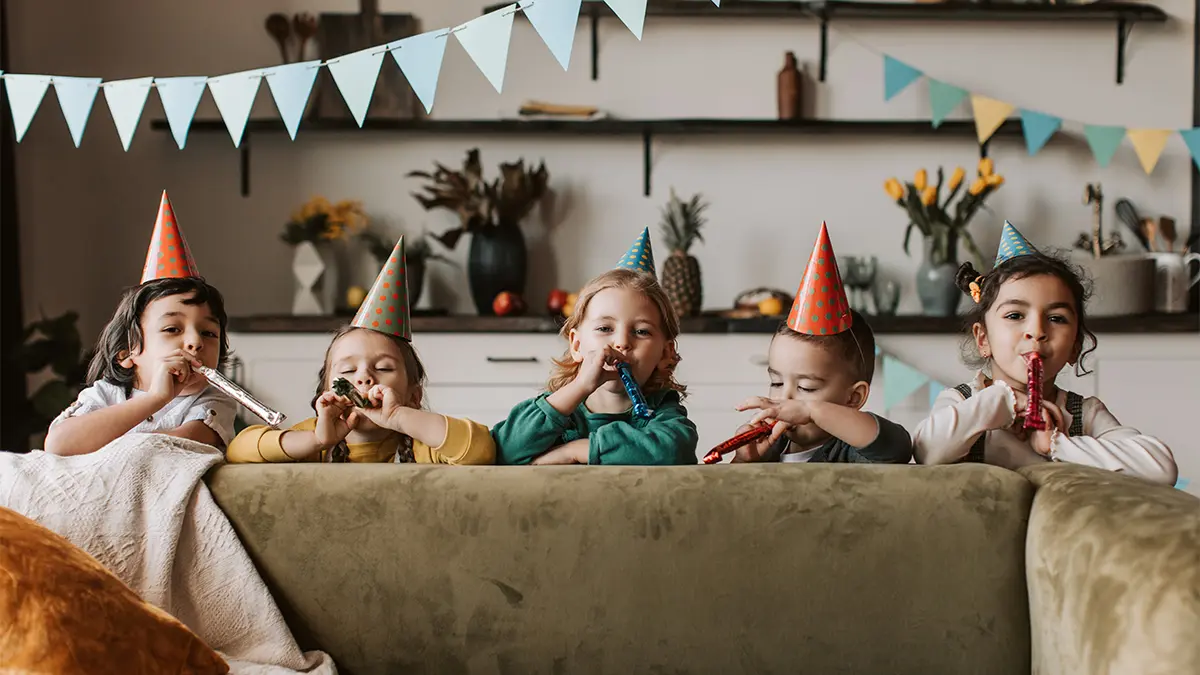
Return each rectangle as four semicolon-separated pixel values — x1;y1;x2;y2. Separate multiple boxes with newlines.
786;221;853;336
140;190;200;284
352;235;411;341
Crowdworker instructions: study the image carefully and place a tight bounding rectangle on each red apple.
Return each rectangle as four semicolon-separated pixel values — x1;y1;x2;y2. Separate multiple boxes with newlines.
493;291;525;316
547;289;568;316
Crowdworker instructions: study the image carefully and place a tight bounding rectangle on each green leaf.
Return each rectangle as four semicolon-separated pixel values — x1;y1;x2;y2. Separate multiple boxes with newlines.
903;222;916;256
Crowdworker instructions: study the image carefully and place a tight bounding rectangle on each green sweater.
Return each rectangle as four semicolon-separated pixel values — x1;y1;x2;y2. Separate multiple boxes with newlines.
492;389;699;465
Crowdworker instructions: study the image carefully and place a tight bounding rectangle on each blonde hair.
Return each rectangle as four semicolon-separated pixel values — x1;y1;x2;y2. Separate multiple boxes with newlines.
547;269;686;398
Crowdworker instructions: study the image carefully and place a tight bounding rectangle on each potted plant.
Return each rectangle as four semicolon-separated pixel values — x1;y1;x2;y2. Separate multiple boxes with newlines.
358;228;452;309
884;158;1003;316
281;196;368;316
407;149;549;315
13;311;92;450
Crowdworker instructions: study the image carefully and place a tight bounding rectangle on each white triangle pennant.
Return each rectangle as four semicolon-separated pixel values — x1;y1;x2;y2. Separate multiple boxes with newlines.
520;0;583;71
155;76;207;150
102;77;153;151
454;4;517;94
388;30;449;115
605;0;648;40
264;61;320;140
327;47;386;127
53;76;102;148
207;69;263;148
4;74;52;143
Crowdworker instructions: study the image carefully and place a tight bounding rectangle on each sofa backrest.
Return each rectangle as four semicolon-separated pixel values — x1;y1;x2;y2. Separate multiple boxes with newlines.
207;463;1034;675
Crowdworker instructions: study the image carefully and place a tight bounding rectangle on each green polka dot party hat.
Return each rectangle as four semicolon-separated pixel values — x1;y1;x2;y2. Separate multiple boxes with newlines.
352;235;411;341
786;221;852;336
140;190;200;284
994;220;1038;267
614;227;656;276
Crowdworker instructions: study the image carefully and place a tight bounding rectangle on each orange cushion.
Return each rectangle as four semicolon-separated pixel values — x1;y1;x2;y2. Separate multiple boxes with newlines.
0;506;229;674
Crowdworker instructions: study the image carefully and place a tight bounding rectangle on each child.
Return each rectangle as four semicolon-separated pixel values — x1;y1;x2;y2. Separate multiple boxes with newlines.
730;223;912;463
226;236;494;465
913;220;1176;485
44;192;236;456
491;228;699;465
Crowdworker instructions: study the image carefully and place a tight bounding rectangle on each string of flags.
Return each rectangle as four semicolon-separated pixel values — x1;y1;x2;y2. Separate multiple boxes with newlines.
0;0;724;151
883;55;1198;176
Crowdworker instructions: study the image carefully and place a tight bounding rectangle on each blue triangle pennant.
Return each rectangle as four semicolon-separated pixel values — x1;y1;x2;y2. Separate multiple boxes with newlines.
928;79;967;128
206;69;263;148
928;382;946;408
455;5;517;94
883;56;923;101
883;354;929;411
1180;129;1200;172
53;76;102;148
264;61;320;140
326;47;385;127
521;0;583;70
1083;124;1126;168
389;30;449;115
155;76;207;150
605;0;648;40
1176;477;1191;491
102;77;153;151
1020;109;1062;156
5;74;52;143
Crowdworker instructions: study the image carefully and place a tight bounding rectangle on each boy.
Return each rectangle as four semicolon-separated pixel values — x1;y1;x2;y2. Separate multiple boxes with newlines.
731;224;912;464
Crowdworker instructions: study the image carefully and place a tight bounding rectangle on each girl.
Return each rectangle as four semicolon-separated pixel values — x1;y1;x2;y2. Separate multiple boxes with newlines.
225;237;494;465
45;194;236;456
492;229;699;465
913;221;1176;485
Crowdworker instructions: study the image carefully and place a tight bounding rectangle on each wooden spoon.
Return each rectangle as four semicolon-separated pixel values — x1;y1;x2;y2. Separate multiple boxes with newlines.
293;14;319;62
1159;217;1177;253
265;13;292;64
1142;218;1158;252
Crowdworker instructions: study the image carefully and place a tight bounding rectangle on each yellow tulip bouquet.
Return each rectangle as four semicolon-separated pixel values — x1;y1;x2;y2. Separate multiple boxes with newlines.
281;196;368;246
884;158;1004;267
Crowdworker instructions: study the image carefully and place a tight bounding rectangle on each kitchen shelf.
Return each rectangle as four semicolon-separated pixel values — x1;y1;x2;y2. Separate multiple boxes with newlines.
483;1;1168;83
150;116;1028;197
228;311;1199;335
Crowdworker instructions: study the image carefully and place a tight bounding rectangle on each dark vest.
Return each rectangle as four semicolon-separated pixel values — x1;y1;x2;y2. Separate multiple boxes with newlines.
953;384;1084;463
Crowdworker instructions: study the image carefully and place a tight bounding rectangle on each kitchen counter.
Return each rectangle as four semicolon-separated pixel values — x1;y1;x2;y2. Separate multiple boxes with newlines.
228;312;1200;335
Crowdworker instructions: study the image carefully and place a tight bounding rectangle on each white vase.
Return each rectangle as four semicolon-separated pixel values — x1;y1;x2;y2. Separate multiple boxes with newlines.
291;241;339;316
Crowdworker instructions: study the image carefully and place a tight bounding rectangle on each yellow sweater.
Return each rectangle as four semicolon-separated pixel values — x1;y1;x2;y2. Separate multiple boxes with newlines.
226;415;495;465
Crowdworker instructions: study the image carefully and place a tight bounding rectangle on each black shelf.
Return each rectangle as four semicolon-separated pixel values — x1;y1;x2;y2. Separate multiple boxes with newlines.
151;117;1027;197
483;1;1168;83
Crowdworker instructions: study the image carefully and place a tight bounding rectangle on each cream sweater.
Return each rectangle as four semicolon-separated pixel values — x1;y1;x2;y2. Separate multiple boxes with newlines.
913;373;1177;486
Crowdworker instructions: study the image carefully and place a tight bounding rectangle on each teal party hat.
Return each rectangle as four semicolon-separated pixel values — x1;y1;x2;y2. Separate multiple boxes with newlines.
615;227;656;276
995;220;1037;266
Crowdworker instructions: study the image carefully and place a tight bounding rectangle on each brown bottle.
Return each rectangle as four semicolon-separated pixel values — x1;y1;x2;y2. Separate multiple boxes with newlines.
778;51;802;121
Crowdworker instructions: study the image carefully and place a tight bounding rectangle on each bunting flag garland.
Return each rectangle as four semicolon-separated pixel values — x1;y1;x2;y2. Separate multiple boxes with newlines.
263;62;321;141
388;30;449;115
883;56;923;101
1082;124;1126;168
928;382;946;409
102;77;154;151
454;5;518;94
928;79;967;129
521;0;584;71
1019;110;1062;157
882;353;930;411
1126;129;1172;174
325;47;386;127
5;74;51;143
155;76;207;150
205;69;262;148
970;94;1015;145
1181;129;1200;172
53;76;102;148
1177;478;1192;491
605;0;649;40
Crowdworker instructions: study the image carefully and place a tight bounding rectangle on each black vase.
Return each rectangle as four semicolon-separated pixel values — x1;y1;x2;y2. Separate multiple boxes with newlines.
468;224;527;315
407;258;426;309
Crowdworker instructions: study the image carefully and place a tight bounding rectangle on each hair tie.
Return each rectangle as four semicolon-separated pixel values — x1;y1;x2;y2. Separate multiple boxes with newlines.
968;275;984;304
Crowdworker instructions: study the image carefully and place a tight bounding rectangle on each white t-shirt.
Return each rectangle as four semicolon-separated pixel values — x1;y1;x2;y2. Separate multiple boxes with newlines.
49;379;237;447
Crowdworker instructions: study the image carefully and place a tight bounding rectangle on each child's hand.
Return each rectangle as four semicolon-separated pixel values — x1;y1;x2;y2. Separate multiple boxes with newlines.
736;396;812;444
531;439;589;465
573;345;623;394
148;350;202;404
728;423;776;463
1030;400;1066;458
354;385;412;433
314;392;355;448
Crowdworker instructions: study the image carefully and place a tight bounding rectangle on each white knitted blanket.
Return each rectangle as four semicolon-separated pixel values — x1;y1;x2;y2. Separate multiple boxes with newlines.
0;433;336;675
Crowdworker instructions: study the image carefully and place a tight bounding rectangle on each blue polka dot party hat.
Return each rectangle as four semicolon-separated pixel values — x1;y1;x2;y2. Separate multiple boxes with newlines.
994;220;1038;267
614;227;656;276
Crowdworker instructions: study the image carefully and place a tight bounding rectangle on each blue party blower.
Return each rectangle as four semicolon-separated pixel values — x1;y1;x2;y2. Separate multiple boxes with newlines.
616;362;653;419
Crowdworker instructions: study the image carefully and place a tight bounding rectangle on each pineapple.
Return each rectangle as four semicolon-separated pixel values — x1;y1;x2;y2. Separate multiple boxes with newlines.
659;188;708;317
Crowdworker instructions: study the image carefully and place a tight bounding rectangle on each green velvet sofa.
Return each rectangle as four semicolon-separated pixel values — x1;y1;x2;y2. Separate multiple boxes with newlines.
206;463;1199;675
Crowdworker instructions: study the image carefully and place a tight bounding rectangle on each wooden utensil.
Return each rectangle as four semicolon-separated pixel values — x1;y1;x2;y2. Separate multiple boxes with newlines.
1142;218;1158;252
265;13;292;64
1159;217;1177;253
293;14;319;62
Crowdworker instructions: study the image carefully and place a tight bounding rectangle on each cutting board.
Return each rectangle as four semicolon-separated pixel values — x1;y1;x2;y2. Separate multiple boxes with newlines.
312;11;422;121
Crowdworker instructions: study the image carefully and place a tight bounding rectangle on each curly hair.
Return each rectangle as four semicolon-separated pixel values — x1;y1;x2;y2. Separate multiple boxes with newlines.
954;251;1097;376
546;269;686;398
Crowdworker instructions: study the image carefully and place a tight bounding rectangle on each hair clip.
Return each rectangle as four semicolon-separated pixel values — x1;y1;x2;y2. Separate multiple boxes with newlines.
968;275;984;304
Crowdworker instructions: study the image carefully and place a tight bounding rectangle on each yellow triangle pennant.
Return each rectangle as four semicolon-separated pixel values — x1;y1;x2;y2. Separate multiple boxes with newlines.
970;95;1015;144
1126;129;1172;174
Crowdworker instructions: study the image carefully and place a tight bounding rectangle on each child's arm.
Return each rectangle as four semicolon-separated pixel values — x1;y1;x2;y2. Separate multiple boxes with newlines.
736;398;912;463
584;392;699;465
160;420;224;448
162;390;237;449
1043;398;1177;486
912;383;1020;465
44;393;170;456
225;419;327;462
354;388;496;465
490;395;575;465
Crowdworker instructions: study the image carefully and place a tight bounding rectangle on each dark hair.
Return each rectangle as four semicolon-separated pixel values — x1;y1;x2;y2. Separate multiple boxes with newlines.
774;308;876;383
86;277;229;392
311;325;427;411
954;252;1097;376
